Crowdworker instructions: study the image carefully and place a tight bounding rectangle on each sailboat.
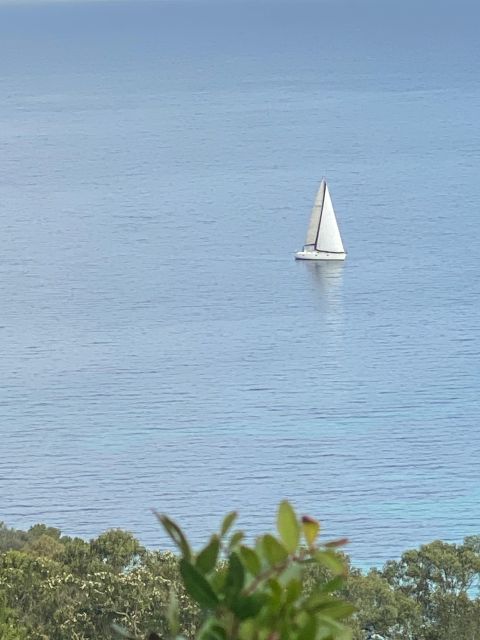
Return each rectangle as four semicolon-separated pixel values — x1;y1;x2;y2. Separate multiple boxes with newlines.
295;179;346;261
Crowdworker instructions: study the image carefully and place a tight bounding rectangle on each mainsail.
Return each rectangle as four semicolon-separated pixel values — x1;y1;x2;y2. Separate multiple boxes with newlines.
304;179;344;253
314;182;345;254
304;180;326;248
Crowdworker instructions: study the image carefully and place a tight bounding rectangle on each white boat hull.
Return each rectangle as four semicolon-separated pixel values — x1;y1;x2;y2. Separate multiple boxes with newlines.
295;250;346;261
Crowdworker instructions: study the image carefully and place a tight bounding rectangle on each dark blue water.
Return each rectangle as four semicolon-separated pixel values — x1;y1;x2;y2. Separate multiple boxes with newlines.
1;0;479;566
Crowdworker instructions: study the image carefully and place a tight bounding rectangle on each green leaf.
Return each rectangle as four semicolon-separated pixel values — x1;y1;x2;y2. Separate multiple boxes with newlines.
228;531;245;550
318;575;344;595
166;589;180;635
332;626;352;640
267;578;283;609
239;546;262;576
285;578;302;603
305;594;355;619
210;568;226;593
277;500;300;553
224;552;245;601
198;620;227;640
239;620;256;640
321;601;356;620
155;512;191;561
196;535;220;575
261;534;289;566
305;592;332;611
301;516;320;547
297;613;318;640
277;561;301;586
179;558;219;609
315;550;346;576
316;617;351;640
220;511;238;537
231;593;267;620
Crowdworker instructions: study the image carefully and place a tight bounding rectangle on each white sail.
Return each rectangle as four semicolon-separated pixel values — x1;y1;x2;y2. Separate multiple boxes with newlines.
314;183;345;254
304;180;326;247
295;179;346;261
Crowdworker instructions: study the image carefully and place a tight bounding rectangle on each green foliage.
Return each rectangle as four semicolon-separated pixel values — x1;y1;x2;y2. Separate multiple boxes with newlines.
0;526;198;639
0;594;28;640
1;515;480;640
342;568;421;640
378;538;480;640
146;500;354;640
91;529;146;572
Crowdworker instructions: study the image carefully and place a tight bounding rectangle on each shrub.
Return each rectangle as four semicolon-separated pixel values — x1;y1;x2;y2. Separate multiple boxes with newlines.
115;500;354;640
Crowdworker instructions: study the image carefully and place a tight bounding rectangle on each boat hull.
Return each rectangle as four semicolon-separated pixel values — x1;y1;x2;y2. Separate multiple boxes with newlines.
294;250;346;261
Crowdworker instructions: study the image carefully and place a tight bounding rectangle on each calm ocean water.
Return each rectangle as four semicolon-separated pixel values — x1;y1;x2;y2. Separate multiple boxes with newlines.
1;0;479;566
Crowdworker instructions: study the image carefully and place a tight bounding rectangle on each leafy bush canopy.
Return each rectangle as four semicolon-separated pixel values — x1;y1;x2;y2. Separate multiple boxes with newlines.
1;514;480;640
128;500;355;640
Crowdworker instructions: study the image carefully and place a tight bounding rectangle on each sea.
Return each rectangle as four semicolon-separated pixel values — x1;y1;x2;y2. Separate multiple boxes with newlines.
1;0;479;567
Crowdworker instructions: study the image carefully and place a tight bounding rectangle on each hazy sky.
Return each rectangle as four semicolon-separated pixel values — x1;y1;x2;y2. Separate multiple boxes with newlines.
0;0;129;3
0;0;147;4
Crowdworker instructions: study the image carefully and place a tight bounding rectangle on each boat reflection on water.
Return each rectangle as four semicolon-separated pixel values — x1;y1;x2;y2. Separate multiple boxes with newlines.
298;260;346;359
300;260;346;327
305;260;344;302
